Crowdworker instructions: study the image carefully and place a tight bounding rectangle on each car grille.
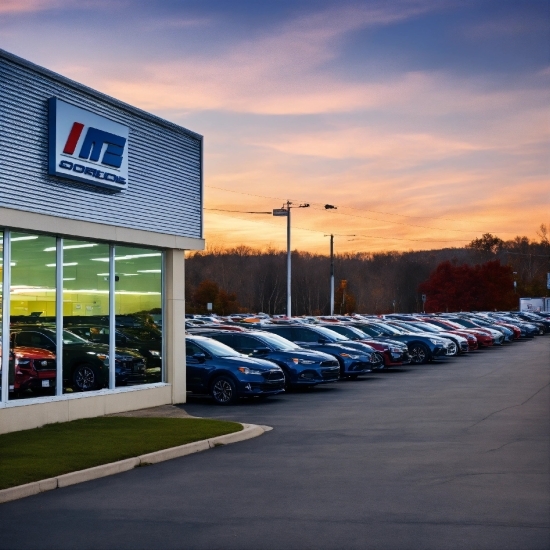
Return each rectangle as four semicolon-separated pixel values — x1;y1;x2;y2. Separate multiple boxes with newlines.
321;369;340;380
262;370;284;382
34;359;56;371
320;360;339;367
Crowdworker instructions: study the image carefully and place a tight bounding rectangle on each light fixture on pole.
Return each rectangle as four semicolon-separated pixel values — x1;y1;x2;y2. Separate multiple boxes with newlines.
273;201;310;317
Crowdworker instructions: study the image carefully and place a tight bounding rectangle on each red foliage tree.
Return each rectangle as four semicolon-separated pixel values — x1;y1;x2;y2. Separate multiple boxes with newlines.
419;260;516;312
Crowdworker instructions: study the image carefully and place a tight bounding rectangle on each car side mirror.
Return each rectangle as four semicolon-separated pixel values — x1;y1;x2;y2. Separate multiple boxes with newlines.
193;352;206;362
253;348;270;355
318;337;328;344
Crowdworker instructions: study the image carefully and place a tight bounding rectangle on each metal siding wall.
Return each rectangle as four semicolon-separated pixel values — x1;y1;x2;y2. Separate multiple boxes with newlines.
0;56;202;239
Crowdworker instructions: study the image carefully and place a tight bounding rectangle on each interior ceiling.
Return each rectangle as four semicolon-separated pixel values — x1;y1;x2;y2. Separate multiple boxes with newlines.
1;232;162;293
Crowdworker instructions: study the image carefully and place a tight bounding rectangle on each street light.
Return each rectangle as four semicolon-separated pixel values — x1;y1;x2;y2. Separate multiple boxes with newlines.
273;201;309;317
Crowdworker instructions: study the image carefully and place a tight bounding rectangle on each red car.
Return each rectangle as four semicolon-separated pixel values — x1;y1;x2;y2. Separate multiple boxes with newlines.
7;346;56;395
424;319;493;348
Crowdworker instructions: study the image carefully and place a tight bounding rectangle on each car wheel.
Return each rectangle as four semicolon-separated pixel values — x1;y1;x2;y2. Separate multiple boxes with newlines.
409;344;429;365
72;364;99;391
211;376;238;405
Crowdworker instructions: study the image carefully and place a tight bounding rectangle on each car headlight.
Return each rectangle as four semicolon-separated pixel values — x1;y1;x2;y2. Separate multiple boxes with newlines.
96;353;109;365
238;366;263;375
292;358;315;364
149;350;161;356
429;338;440;345
389;347;402;353
340;353;360;359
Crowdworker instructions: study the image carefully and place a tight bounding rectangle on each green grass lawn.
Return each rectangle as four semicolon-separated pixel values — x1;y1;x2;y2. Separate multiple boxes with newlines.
0;417;242;491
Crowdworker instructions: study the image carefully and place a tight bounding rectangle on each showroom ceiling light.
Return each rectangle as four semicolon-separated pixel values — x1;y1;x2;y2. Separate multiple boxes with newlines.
46;262;78;267
43;244;98;252
137;269;161;273
91;253;162;262
11;236;39;242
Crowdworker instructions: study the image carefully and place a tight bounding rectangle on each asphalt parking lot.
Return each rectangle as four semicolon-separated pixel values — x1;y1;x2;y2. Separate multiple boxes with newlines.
1;338;549;550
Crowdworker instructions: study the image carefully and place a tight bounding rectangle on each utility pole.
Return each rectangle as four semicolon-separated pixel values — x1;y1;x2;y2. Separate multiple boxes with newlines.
329;234;334;315
286;200;291;318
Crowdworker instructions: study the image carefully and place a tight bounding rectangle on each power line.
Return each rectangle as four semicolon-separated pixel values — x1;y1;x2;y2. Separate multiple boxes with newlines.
205;184;519;234
206;209;471;243
206;208;271;214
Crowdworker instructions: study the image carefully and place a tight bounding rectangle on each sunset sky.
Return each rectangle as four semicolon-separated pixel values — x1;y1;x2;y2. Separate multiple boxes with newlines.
2;0;549;253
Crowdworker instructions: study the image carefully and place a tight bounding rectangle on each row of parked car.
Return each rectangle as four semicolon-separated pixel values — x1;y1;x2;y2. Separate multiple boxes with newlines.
183;310;549;404
3;315;162;396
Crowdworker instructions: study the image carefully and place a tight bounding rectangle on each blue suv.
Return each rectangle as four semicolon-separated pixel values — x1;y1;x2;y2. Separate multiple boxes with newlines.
186;335;285;404
197;329;341;389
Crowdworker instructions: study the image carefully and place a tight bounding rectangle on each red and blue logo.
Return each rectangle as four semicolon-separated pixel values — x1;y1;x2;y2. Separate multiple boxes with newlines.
62;123;127;168
49;97;129;191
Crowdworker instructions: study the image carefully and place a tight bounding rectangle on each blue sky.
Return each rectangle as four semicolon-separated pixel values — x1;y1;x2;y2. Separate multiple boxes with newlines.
2;0;549;252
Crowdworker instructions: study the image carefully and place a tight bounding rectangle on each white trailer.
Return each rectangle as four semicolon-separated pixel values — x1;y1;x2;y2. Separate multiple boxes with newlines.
519;297;547;312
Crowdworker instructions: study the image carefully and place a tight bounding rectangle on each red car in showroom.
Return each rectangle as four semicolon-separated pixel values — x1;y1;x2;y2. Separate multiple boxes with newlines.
2;346;57;396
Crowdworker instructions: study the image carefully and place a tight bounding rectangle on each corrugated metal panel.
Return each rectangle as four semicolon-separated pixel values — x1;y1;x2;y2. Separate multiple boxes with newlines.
0;51;202;240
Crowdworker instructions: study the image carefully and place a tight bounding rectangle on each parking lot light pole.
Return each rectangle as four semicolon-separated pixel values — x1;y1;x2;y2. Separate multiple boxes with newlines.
274;201;310;318
330;234;334;315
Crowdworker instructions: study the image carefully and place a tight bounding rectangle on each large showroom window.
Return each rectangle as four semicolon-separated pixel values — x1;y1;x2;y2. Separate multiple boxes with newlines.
62;239;110;394
9;232;57;401
0;229;164;404
114;246;163;386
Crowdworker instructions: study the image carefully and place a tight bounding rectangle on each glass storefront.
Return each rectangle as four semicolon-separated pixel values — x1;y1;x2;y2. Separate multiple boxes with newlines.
0;228;164;403
10;232;57;399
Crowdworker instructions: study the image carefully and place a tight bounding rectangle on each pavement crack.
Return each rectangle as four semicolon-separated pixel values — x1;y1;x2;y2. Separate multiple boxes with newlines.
486;440;516;453
468;381;550;428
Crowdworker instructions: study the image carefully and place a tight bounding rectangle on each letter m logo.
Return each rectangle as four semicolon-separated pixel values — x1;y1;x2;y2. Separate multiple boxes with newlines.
63;123;127;168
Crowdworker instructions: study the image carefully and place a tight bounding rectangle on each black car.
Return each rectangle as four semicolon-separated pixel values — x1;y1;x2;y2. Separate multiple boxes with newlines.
10;325;146;390
194;329;340;388
259;324;382;378
66;324;161;381
186;335;285;404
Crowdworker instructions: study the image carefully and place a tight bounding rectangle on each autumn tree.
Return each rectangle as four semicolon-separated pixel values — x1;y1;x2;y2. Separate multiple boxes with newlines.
419;260;516;312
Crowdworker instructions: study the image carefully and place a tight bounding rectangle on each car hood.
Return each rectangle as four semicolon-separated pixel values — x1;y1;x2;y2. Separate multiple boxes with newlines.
275;349;336;362
13;346;56;359
220;355;281;371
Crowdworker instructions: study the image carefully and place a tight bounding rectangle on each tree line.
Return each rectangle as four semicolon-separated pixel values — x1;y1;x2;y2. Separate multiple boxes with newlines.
185;225;550;315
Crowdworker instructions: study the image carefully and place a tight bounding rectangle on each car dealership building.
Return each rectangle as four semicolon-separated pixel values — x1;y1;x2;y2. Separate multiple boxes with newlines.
0;49;204;434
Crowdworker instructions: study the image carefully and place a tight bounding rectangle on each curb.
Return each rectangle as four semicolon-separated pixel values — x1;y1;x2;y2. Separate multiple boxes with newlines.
0;423;269;505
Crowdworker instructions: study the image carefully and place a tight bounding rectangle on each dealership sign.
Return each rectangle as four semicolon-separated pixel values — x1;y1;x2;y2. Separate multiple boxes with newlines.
48;98;129;191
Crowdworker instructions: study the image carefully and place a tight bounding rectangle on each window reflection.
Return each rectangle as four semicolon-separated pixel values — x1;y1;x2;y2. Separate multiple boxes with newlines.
114;246;162;385
62;239;110;393
0;234;164;404
9;233;57;400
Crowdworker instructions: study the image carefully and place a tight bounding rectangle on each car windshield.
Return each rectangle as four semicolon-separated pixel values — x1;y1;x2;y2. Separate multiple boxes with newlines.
371;322;403;335
390;322;419;333
194;338;242;358
42;328;89;345
448;318;476;328
312;326;349;341
254;332;297;351
326;325;366;339
412;322;441;333
354;324;383;337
